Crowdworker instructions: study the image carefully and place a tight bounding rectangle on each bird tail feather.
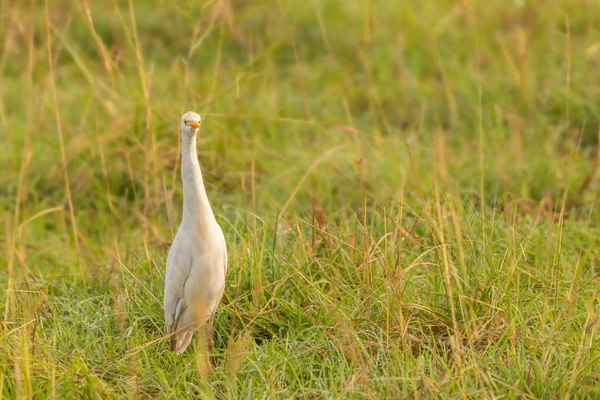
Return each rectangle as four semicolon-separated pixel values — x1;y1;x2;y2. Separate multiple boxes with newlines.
169;299;194;354
171;329;194;354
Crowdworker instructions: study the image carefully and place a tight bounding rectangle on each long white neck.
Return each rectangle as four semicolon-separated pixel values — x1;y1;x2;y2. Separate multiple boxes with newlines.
181;134;216;234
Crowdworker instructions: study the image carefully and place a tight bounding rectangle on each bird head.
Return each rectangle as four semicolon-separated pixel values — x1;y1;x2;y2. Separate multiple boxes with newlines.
181;111;201;137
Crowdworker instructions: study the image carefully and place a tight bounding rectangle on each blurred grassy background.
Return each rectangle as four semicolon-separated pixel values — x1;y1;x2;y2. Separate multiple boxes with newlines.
2;0;600;398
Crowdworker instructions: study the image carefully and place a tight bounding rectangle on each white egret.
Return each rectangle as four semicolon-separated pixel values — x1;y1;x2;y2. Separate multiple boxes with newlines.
164;111;227;355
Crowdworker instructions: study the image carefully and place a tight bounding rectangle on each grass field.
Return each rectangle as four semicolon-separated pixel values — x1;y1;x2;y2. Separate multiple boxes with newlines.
2;0;600;398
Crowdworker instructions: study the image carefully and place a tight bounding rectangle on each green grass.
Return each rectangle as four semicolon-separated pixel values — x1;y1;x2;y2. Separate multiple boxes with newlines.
2;0;600;398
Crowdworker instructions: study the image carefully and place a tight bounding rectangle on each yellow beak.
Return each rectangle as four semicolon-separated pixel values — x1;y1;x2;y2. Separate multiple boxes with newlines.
189;120;201;128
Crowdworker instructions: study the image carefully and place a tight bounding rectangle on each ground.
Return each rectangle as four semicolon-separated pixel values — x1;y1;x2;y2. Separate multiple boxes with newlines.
2;0;600;398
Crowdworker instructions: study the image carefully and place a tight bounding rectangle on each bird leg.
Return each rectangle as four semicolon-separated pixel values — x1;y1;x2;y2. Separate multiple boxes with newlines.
207;315;217;367
207;315;215;351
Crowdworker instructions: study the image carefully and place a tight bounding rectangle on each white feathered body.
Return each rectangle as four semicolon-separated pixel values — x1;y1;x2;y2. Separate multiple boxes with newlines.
164;221;226;353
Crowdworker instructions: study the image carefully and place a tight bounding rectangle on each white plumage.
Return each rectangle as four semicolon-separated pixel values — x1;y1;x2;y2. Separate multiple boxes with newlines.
164;111;227;355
